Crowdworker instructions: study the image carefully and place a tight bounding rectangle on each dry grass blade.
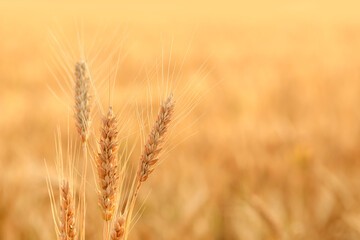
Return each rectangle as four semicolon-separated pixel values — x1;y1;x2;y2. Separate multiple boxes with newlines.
97;107;120;221
111;216;125;240
60;180;77;240
137;93;175;183
74;61;91;143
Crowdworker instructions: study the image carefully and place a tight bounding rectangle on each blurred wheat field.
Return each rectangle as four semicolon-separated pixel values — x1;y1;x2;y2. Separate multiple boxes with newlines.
2;0;360;239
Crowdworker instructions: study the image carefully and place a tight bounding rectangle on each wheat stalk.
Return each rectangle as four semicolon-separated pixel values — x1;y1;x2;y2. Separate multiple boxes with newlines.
97;106;120;221
74;61;91;240
59;180;77;240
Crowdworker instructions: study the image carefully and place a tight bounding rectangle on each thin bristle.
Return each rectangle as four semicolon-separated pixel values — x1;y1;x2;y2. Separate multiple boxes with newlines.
97;107;120;221
111;216;125;240
137;94;175;183
74;61;91;143
59;181;77;240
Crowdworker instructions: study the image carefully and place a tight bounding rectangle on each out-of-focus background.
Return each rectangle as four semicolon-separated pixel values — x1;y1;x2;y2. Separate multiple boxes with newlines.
2;0;360;239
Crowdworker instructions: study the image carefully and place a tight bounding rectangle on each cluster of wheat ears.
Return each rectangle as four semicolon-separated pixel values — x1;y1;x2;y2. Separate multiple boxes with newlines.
47;60;175;240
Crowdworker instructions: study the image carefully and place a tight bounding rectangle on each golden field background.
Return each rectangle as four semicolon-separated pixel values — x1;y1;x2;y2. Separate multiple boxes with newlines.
2;1;360;239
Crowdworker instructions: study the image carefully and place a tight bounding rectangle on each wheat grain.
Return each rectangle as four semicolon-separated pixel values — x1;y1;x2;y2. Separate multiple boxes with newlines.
110;216;125;240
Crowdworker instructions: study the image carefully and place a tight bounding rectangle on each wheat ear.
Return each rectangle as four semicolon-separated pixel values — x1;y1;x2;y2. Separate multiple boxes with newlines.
124;94;175;237
110;216;125;240
74;61;91;143
59;180;77;240
137;93;175;184
97;107;120;221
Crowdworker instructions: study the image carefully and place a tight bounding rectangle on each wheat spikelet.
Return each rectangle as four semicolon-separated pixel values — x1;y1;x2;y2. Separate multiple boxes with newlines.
137;94;175;183
111;216;125;240
59;180;77;240
74;61;91;143
97;107;120;221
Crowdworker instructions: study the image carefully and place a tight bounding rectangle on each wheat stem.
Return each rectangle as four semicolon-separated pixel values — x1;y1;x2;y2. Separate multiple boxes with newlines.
80;143;87;240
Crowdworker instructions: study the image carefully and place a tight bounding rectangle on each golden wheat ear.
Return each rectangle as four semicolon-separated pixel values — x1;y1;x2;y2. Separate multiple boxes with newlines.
137;93;175;183
97;106;120;221
122;94;175;239
59;180;77;240
74;61;91;143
